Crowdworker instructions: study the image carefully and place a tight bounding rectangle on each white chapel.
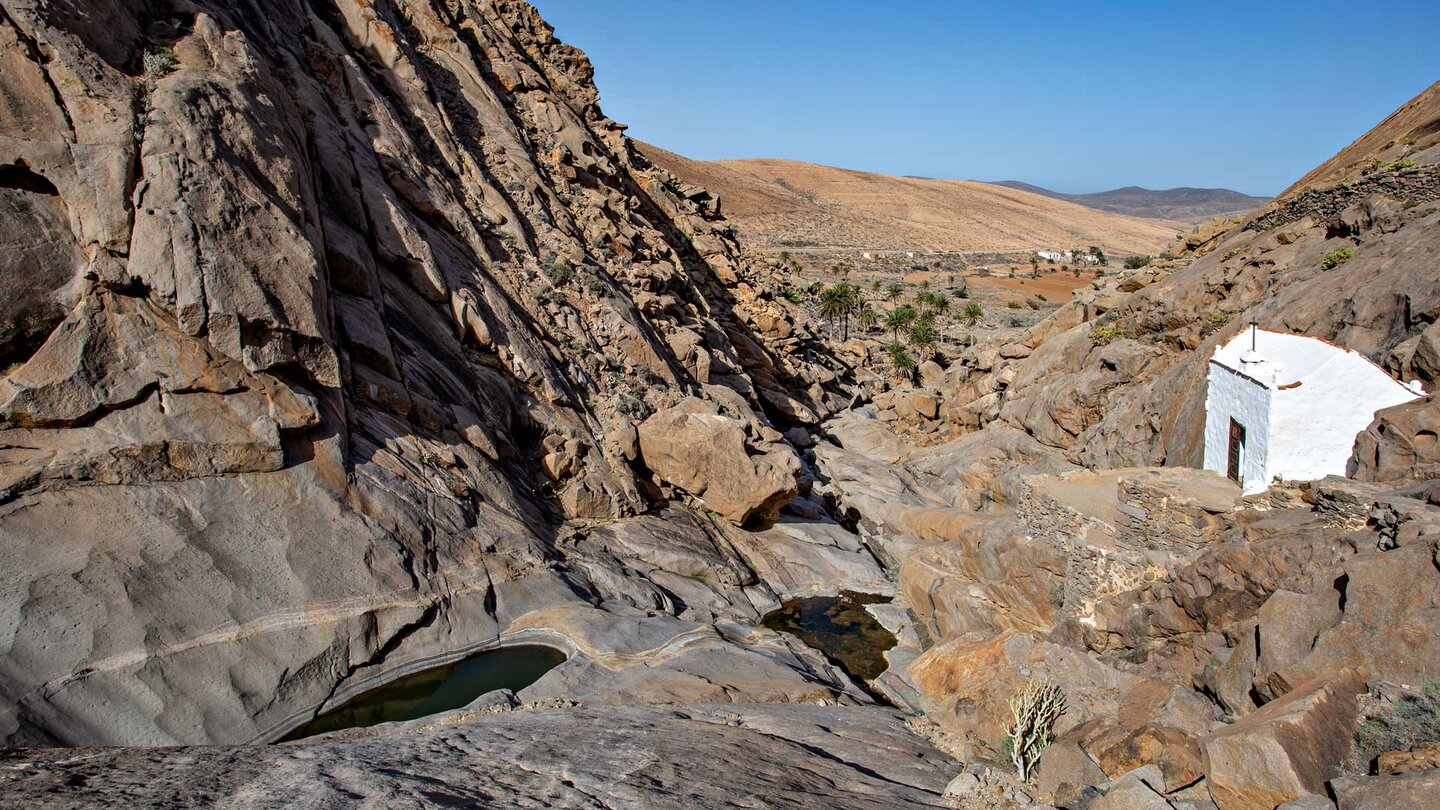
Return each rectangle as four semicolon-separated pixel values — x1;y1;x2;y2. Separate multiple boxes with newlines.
1203;326;1424;494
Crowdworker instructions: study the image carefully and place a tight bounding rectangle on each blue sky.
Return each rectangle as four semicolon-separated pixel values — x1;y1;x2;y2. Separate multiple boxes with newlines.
530;1;1438;196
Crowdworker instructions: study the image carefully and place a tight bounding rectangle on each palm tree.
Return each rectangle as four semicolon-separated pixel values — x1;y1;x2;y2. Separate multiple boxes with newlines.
817;285;847;338
871;279;882;293
885;282;904;303
885;304;918;340
857;305;879;332
927;294;951;319
884;341;916;382
919;279;931;293
909;321;938;359
960;302;984;326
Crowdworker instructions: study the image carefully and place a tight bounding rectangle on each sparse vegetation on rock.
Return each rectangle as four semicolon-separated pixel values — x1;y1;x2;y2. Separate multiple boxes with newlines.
1004;680;1067;781
1355;682;1440;774
1322;247;1357;269
1089;324;1127;346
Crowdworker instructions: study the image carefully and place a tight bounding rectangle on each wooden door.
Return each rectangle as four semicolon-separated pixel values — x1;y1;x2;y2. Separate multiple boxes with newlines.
1227;418;1246;483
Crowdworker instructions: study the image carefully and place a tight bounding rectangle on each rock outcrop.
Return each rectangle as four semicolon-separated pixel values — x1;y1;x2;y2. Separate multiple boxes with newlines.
637;397;801;524
0;703;958;809
0;0;849;746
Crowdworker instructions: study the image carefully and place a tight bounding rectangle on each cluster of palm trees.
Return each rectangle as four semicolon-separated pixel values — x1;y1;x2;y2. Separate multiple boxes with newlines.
815;282;866;341
813;276;987;382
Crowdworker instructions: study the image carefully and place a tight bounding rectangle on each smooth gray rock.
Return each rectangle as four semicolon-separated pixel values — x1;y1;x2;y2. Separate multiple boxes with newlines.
0;704;957;809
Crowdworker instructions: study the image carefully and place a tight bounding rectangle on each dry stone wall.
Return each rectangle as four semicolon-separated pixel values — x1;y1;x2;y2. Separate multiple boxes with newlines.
1018;468;1239;619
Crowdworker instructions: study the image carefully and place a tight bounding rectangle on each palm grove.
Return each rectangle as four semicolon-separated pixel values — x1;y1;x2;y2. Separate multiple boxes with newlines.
813;276;982;381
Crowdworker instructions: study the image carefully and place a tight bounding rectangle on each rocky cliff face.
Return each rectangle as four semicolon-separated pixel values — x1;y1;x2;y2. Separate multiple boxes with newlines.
0;0;853;746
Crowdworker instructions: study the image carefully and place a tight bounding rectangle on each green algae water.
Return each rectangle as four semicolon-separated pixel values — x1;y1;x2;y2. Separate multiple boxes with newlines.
761;591;897;681
282;645;566;740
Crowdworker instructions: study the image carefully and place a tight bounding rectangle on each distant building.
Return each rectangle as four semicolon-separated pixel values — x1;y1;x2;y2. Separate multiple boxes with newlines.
1203;326;1423;494
1036;250;1066;262
861;252;875;261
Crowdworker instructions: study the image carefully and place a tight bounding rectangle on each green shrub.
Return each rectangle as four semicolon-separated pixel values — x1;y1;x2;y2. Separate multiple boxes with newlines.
1388;158;1416;171
1124;255;1151;269
143;48;179;85
1355;682;1440;774
1206;313;1231;330
1089;324;1127;346
1322;247;1357;270
542;263;575;286
1007;301;1022;310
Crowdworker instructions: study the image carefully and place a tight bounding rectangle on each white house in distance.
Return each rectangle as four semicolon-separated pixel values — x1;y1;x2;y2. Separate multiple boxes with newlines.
1203;326;1424;494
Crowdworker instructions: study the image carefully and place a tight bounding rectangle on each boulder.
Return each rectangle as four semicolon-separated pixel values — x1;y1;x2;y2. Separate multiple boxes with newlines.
1202;670;1366;810
919;360;946;390
1351;395;1440;482
897;390;941;421
638;398;801;525
1090;774;1171;810
1036;739;1108;804
1331;769;1440;809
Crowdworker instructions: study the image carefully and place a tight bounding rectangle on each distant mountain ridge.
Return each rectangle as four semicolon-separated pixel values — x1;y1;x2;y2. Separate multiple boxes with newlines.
637;142;1177;255
989;181;1270;222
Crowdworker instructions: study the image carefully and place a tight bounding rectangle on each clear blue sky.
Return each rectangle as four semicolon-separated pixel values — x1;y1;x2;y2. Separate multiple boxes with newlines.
530;1;1438;196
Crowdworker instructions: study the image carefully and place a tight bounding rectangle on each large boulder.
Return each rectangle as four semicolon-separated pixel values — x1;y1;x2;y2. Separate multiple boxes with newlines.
1351;395;1440;482
638;398;801;525
1202;670;1366;810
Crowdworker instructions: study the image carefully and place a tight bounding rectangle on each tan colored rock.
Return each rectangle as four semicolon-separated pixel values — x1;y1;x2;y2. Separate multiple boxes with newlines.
1352;395;1440;482
1090;771;1172;810
1203;670;1366;810
1331;769;1440;810
638;398;800;524
1036;740;1108;804
1377;740;1440;775
919;360;946;390
909;630;1215;756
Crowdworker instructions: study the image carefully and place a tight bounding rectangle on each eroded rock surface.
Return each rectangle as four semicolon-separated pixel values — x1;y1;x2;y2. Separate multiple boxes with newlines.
0;703;957;809
0;0;851;747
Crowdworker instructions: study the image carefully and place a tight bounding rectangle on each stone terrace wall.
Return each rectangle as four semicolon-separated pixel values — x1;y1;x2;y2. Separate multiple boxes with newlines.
1113;468;1240;558
1019;467;1240;620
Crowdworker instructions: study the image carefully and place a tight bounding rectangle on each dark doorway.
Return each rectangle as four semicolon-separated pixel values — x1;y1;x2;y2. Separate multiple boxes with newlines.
1227;418;1246;483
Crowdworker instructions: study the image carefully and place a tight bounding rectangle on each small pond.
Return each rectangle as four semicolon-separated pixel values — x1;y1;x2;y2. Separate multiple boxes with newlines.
281;644;566;741
761;591;897;682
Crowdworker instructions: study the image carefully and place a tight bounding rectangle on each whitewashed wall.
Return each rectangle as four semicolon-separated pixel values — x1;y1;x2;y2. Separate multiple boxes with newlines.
1203;362;1272;493
1268;354;1421;484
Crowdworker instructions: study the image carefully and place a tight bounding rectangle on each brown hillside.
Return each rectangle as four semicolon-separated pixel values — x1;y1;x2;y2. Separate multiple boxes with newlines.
1277;79;1440;198
639;142;1178;255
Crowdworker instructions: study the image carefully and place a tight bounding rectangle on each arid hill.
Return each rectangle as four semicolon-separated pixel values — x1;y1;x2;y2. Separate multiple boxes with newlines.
638;142;1178;255
989;181;1270;222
